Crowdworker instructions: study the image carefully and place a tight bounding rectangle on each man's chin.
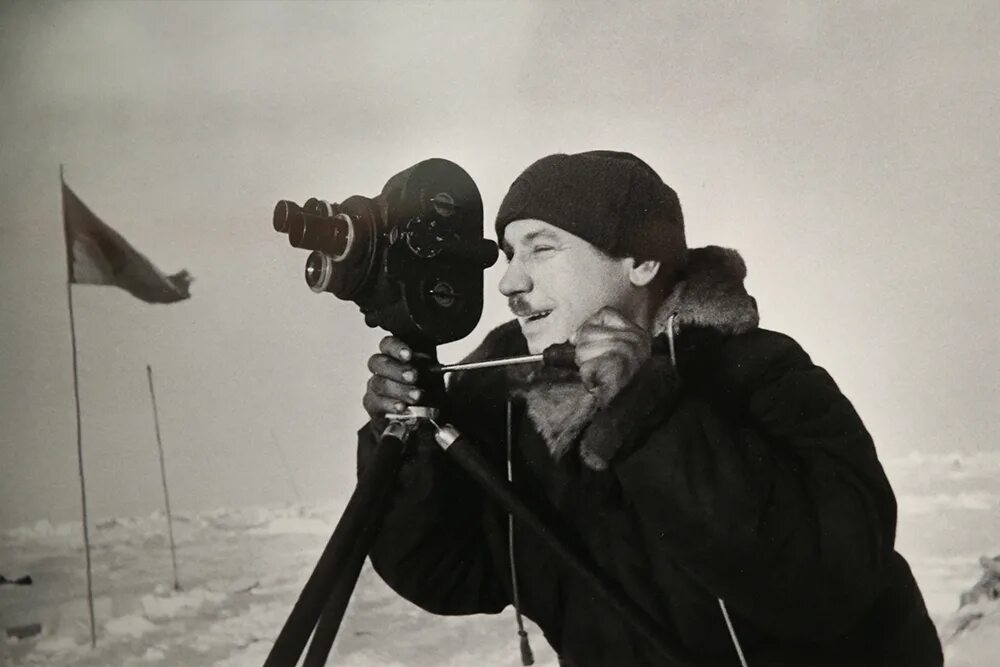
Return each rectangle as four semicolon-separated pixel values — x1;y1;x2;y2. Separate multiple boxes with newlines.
525;340;545;354
518;325;540;353
519;325;561;354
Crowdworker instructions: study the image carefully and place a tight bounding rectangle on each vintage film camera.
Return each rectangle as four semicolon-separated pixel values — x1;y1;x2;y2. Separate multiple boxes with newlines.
272;158;498;346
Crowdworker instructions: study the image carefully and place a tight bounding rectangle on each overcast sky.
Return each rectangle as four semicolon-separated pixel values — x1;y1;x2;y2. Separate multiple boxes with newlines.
1;1;997;531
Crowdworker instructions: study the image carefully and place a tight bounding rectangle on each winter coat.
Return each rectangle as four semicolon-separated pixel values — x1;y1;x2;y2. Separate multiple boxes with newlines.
357;247;942;666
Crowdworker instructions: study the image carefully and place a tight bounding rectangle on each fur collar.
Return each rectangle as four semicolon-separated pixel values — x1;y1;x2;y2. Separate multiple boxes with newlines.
516;245;759;468
653;245;759;338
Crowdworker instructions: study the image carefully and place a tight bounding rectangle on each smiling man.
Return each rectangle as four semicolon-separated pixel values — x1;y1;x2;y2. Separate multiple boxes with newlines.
358;151;942;666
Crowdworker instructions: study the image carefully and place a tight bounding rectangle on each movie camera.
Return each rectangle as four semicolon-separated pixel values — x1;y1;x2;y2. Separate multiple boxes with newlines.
272;158;498;345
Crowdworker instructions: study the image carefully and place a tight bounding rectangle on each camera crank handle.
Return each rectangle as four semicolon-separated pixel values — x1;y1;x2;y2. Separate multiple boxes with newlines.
428;342;577;375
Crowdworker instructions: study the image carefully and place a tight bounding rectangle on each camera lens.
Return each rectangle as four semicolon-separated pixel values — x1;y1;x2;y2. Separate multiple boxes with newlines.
325;214;353;260
287;213;308;248
288;212;353;259
273;200;301;233
304;252;334;293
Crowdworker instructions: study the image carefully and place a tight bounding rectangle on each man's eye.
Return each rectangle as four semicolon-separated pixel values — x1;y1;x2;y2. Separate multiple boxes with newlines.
532;245;555;255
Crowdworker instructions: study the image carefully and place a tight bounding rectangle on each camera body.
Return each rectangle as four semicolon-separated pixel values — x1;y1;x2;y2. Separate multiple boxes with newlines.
273;159;498;346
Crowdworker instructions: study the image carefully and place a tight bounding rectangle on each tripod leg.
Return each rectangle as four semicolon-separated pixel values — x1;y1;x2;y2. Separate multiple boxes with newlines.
303;453;398;667
264;425;409;667
302;551;367;667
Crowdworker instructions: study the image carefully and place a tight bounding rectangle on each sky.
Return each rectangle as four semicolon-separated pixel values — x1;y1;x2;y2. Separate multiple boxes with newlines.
0;0;997;531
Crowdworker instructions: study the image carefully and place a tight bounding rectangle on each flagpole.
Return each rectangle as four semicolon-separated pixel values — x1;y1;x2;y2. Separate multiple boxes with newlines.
62;164;98;648
146;364;180;591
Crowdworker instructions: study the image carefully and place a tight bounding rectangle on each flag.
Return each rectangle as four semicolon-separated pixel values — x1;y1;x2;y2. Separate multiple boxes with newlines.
62;182;193;303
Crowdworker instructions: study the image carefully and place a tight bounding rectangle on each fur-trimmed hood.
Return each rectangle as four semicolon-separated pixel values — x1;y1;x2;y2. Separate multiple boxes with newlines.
516;245;759;469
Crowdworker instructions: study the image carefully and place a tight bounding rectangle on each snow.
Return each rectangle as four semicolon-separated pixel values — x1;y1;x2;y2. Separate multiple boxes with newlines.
106;615;157;639
2;454;999;666
6;519;80;542
888;451;1000;473
247;516;332;537
0;502;559;666
140;588;224;619
141;646;166;661
32;635;79;655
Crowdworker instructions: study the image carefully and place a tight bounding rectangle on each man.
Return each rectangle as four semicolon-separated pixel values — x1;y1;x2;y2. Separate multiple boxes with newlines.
359;151;942;665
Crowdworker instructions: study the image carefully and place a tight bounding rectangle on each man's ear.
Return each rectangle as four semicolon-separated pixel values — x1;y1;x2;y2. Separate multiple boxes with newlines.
627;258;661;287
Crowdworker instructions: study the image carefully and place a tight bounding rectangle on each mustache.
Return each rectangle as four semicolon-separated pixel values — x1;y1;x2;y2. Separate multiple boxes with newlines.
508;296;535;318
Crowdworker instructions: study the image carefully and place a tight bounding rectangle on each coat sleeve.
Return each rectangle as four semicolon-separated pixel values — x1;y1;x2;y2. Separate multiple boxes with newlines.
356;323;523;616
608;329;897;641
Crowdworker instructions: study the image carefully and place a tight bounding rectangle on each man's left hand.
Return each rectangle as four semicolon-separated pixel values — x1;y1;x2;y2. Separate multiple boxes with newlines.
572;307;652;407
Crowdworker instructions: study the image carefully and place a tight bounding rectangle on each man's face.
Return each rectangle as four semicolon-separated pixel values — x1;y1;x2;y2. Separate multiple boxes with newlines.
499;219;639;353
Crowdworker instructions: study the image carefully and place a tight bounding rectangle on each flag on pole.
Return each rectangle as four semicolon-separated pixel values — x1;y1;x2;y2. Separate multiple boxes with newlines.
62;182;193;303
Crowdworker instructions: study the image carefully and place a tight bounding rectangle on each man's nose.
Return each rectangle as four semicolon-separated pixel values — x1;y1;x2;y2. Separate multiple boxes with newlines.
498;257;531;297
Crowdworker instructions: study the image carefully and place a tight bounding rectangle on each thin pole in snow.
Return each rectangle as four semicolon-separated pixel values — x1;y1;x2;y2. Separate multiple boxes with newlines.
146;364;180;591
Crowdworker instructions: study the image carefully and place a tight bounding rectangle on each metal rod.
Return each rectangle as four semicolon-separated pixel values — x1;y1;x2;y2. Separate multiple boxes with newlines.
430;353;543;374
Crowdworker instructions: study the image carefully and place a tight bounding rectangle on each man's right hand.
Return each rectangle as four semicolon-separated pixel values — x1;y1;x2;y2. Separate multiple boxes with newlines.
362;336;423;426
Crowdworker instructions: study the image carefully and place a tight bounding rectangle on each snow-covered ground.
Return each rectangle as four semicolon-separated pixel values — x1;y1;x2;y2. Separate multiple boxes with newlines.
0;503;559;667
2;451;998;666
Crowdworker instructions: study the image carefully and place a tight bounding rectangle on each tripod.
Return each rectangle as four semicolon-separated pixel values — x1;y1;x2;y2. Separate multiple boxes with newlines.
262;346;691;667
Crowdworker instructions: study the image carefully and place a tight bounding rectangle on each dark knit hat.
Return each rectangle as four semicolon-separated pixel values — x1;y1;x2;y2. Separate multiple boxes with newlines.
495;150;686;269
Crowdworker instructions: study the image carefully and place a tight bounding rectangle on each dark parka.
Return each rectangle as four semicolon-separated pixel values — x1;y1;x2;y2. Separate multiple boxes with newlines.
357;247;942;666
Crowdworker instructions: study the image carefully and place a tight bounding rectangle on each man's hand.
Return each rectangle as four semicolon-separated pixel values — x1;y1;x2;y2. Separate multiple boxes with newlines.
362;336;422;429
572;307;652;407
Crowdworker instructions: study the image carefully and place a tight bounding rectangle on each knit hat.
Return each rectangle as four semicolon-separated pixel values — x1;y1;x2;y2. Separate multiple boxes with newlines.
495;150;686;270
